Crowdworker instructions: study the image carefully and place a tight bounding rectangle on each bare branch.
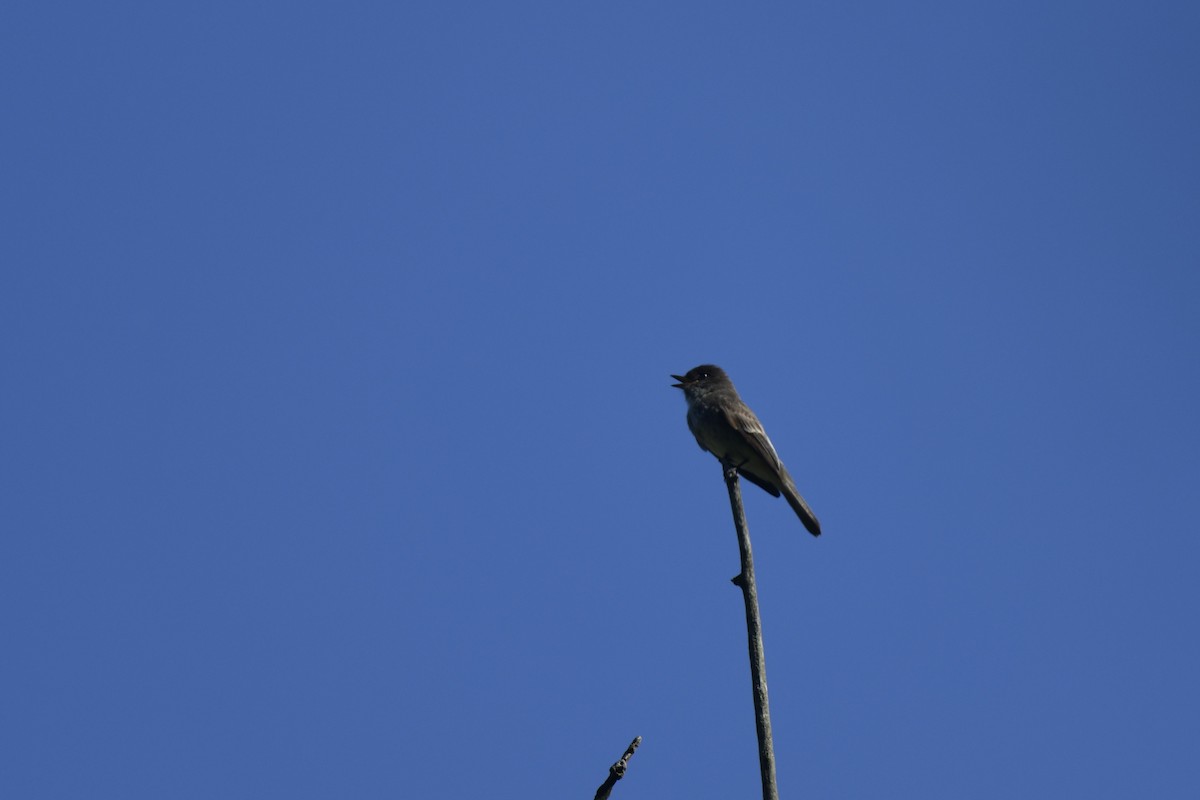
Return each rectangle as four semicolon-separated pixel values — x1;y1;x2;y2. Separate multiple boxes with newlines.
593;736;642;800
724;463;780;800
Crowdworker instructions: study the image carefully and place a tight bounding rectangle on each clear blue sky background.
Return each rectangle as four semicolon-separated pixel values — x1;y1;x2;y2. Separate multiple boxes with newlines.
3;2;1198;798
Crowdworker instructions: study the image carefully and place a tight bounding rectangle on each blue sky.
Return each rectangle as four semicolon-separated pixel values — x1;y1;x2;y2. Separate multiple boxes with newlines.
3;2;1198;797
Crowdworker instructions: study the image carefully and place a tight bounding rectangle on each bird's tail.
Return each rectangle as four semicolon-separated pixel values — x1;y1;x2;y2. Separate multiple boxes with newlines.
783;477;822;537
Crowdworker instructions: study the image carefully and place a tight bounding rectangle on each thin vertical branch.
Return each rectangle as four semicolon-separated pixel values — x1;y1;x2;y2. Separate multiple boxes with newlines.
593;736;642;800
724;464;780;800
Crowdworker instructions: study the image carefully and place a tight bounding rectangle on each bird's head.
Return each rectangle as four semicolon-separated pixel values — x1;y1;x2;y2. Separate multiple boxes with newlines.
671;365;731;398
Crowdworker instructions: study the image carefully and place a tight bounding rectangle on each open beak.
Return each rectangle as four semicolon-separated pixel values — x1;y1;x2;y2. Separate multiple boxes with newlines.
670;374;686;388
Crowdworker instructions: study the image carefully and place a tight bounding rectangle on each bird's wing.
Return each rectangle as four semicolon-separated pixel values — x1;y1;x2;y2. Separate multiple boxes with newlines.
736;466;782;497
723;405;784;473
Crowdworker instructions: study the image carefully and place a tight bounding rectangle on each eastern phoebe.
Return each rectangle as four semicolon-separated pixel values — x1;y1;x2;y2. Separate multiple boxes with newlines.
672;365;822;537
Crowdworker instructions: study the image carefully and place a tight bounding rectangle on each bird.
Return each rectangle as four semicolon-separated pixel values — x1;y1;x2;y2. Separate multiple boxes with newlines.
672;365;821;536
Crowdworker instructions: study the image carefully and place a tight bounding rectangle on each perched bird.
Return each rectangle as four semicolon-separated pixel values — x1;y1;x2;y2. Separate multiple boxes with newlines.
672;365;822;536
